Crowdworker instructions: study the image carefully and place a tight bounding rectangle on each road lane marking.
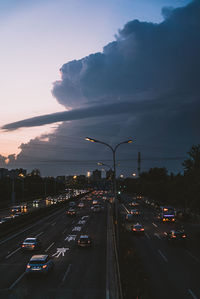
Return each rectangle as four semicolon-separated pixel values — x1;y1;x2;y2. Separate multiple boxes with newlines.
0;209;63;246
188;289;198;299
6;247;21;259
65;235;77;242
72;226;82;232
45;242;55;252
152;222;158;228
35;231;44;237
186;250;200;264
158;249;168;262
9;272;25;290
61;264;72;283
154;233;161;239
145;233;150;239
121;204;129;213
51;222;56;226
52;247;69;258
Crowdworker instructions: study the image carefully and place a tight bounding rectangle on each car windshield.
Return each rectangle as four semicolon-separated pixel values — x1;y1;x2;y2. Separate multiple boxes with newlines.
30;260;46;264
24;239;36;243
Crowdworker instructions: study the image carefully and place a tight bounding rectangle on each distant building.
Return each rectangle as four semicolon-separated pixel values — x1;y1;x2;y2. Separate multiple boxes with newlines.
92;169;101;181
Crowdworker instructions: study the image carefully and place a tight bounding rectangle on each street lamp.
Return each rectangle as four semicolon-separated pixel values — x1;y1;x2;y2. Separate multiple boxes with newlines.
85;137;133;249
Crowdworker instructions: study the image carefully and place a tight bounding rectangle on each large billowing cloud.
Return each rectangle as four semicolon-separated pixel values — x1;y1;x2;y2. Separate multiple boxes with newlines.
2;0;200;175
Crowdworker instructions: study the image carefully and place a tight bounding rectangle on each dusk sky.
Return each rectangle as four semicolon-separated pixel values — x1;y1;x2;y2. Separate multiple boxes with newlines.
0;0;198;177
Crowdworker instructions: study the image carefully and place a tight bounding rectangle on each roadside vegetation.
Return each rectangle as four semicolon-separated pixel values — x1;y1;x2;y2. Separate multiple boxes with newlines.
121;145;200;214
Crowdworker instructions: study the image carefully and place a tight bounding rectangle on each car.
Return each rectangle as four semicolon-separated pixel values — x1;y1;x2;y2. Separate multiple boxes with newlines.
130;209;139;215
164;230;187;243
129;202;138;207
26;255;54;275
92;199;98;205
21;237;42;251
132;223;144;233
125;213;134;222
67;208;76;216
77;235;92;247
78;202;84;208
69;201;76;207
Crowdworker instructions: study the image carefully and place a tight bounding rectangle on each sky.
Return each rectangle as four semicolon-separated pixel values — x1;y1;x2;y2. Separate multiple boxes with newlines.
0;0;198;177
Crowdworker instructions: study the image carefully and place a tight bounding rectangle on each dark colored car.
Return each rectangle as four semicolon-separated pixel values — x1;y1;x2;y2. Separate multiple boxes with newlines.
67;208;76;216
77;235;92;247
132;223;144;234
165;230;187;243
21;237;42;251
26;255;54;275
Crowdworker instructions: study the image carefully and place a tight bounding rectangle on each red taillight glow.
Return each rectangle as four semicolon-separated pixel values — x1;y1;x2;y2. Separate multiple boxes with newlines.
42;265;47;269
31;245;35;248
22;245;25;247
141;228;144;231
182;235;186;238
27;265;31;268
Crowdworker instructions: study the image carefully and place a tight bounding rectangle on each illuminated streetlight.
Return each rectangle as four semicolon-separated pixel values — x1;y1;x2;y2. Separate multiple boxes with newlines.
85;136;133;250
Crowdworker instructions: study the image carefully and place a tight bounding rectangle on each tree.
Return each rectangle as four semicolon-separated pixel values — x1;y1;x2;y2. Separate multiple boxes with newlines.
183;145;200;175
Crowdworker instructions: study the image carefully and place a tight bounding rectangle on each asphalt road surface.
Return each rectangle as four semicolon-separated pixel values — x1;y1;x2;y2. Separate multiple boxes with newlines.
120;197;200;299
0;198;107;299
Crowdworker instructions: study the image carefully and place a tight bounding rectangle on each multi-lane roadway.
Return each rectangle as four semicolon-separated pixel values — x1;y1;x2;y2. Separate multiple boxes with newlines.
0;196;107;299
120;197;200;299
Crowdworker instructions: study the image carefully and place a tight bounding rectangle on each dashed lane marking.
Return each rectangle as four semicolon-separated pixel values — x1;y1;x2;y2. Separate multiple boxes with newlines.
45;242;55;252
158;249;168;262
6;247;21;259
152;222;158;228
188;289;198;299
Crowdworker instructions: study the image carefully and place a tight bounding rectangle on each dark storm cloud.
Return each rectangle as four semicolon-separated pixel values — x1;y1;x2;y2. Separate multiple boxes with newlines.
3;0;200;175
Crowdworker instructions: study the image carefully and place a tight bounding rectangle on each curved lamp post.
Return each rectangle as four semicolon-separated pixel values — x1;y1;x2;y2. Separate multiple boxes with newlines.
85;137;133;249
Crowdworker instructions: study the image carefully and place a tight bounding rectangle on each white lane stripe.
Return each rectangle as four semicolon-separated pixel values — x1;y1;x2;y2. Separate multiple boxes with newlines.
145;233;150;239
51;222;56;226
61;264;72;283
154;233;161;239
0;209;62;246
186;250;200;264
121;204;130;213
158;249;168;262
6;247;21;259
9;272;25;290
188;289;198;299
45;242;55;252
152;222;158;227
35;231;44;238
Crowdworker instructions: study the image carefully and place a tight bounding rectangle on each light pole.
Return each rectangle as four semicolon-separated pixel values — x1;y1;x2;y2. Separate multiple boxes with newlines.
85;137;132;249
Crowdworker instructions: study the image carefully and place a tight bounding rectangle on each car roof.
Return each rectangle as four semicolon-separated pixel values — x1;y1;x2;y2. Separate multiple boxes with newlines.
134;223;142;227
25;238;37;241
80;235;90;238
30;255;48;261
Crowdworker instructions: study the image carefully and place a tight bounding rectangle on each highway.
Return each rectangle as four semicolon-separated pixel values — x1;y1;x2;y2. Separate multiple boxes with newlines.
120;198;200;299
0;196;107;299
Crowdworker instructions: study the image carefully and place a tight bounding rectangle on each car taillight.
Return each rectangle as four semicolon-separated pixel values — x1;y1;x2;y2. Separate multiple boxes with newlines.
31;245;35;248
133;228;136;231
88;240;91;243
182;235;186;238
22;245;25;247
42;265;47;269
78;240;80;243
27;265;31;268
172;235;176;238
141;228;144;231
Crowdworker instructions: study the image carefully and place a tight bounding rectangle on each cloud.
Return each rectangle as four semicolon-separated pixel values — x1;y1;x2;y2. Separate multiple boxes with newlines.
3;0;200;175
